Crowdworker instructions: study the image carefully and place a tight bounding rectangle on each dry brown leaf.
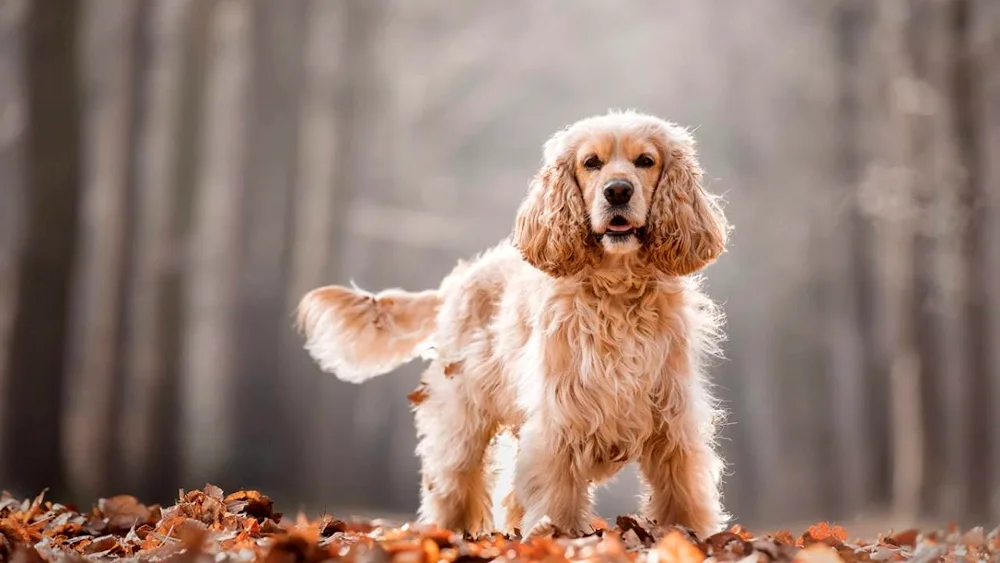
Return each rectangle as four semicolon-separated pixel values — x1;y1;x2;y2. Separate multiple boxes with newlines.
98;495;153;534
3;485;1000;562
799;522;848;547
224;490;276;520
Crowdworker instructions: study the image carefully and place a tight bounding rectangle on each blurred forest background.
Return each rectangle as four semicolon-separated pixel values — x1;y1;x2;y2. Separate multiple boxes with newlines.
2;0;1000;532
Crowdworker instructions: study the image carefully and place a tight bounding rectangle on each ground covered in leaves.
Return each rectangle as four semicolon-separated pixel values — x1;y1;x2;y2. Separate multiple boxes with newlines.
1;485;997;562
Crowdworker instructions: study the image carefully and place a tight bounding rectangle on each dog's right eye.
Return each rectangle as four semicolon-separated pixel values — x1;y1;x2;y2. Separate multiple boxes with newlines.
634;154;655;168
583;156;603;170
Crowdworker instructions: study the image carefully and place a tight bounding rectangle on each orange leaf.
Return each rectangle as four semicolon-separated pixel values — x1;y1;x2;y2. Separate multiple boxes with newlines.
772;530;796;545
888;528;918;547
729;524;754;541
422;538;441;563
793;543;845;563
799;522;847;547
591;516;611;532
408;385;429;406
443;362;462;378
651;530;706;563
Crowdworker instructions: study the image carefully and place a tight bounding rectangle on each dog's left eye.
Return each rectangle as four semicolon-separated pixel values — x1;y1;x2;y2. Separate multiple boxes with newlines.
634;154;655;168
583;156;603;170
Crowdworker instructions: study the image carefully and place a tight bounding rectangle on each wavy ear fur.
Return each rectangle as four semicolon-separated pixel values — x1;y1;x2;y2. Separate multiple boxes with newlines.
645;125;729;277
512;154;598;278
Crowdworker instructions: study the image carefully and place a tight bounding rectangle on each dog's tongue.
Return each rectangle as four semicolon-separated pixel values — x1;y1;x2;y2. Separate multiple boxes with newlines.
607;223;632;232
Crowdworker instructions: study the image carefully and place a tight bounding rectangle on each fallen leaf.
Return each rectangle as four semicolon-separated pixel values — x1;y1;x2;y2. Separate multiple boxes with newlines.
98;495;153;534
799;522;848;547
887;528;919;547
615;515;655;546
443;362;463;378
650;530;705;563
408;385;430;406
794;543;845;563
224;490;275;520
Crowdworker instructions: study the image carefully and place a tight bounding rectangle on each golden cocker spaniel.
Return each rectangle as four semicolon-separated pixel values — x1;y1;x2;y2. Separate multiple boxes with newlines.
297;110;731;537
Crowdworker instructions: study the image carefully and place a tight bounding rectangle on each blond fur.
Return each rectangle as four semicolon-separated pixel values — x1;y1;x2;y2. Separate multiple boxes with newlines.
297;285;441;382
297;110;731;537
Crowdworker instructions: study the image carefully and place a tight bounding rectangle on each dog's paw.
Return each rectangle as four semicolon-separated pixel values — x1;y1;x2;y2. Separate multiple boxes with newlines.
460;529;496;542
524;515;556;539
524;516;590;540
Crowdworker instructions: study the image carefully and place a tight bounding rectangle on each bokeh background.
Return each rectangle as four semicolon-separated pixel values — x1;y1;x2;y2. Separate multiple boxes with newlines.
2;0;1000;533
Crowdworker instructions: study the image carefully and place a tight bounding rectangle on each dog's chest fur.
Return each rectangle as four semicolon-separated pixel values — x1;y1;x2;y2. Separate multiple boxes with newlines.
539;282;685;472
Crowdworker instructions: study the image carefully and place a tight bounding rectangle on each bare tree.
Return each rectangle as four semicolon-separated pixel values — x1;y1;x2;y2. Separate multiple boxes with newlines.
62;0;141;499
969;0;1000;524
897;0;959;520
872;0;925;523
180;0;250;486
0;0;83;498
948;0;992;523
232;0;307;487
920;0;971;521
280;0;348;502
826;0;875;516
143;0;214;502
118;0;192;496
0;0;27;445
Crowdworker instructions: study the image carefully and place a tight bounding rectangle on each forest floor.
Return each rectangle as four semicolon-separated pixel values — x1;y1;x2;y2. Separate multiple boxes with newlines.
1;484;996;562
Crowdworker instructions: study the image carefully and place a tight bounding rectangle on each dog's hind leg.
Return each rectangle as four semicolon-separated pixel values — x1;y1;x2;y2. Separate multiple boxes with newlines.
414;363;498;535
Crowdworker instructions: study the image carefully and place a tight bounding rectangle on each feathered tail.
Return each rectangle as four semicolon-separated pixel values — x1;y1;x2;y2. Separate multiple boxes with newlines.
296;284;441;383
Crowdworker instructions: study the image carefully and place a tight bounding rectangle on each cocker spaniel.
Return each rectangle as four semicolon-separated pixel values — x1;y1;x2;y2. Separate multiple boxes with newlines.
297;110;731;537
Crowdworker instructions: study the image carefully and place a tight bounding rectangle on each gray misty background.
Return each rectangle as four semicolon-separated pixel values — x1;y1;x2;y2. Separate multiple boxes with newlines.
2;0;1000;533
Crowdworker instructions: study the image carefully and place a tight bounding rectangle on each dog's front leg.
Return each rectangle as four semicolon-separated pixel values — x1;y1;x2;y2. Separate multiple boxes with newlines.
638;423;728;537
512;416;592;536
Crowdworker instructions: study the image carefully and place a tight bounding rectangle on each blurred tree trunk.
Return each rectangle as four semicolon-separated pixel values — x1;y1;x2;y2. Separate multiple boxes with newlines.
280;0;349;502
717;21;785;523
972;0;1000;522
0;0;82;498
145;0;212;503
181;0;250;486
948;0;992;523
874;0;994;525
232;0;307;487
826;0;875;516
874;0;925;523
906;0;954;519
118;0;192;498
0;0;27;446
838;0;895;509
335;0;395;510
62;0;141;500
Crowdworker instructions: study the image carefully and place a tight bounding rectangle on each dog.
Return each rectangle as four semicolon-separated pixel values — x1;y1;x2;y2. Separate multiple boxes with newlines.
297;110;731;538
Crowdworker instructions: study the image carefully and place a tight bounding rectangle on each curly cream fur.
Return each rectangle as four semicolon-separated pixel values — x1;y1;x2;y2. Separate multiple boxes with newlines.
643;128;730;276
296;285;441;382
297;110;731;537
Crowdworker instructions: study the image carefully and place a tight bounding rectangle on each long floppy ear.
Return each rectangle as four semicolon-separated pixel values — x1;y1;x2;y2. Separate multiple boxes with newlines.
645;124;730;276
512;151;597;278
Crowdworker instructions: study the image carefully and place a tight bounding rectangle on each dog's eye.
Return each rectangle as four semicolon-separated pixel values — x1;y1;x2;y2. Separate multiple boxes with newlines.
634;154;655;168
583;156;603;170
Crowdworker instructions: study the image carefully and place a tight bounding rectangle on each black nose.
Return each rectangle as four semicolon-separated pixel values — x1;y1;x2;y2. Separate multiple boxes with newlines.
603;179;633;206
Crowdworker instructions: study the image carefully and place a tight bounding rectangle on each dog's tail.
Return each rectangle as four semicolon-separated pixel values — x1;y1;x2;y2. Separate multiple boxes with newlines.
296;284;441;383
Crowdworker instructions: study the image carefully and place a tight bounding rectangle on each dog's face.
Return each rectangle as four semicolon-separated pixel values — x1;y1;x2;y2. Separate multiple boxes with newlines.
512;111;729;278
572;130;664;255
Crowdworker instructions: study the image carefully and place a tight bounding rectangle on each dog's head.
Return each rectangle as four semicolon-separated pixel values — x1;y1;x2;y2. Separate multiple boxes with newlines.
512;111;730;278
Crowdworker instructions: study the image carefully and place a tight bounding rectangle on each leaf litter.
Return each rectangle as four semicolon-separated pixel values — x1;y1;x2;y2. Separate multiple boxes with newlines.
1;485;998;562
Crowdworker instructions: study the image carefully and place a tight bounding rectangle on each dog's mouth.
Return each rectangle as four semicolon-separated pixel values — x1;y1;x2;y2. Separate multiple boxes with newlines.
600;216;639;239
